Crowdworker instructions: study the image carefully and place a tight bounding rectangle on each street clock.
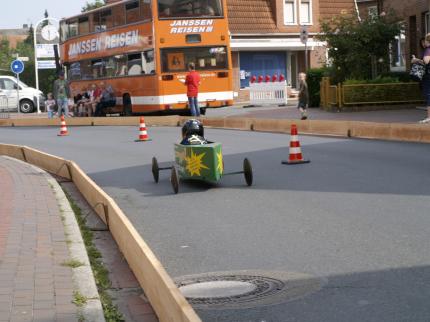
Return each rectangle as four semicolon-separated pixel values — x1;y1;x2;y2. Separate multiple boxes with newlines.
41;25;58;41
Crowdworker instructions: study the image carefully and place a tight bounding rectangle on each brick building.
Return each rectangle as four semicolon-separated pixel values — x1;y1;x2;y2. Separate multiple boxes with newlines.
358;0;430;71
227;0;356;99
382;0;430;70
0;25;30;48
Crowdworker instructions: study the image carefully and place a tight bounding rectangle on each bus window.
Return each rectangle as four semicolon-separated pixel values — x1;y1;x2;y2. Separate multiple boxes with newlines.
91;59;106;78
113;55;128;76
158;0;222;18
126;1;140;24
112;4;125;26
141;0;152;21
69;62;81;81
78;16;90;35
94;9;112;32
104;57;117;77
60;21;68;41
127;53;143;75
161;46;227;72
68;20;78;38
142;50;155;74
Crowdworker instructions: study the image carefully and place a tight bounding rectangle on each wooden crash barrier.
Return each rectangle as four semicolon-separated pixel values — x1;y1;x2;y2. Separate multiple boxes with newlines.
1;116;430;143
0;143;201;322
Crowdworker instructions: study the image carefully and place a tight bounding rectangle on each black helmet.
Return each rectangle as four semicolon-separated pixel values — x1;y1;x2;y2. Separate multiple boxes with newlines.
182;119;204;138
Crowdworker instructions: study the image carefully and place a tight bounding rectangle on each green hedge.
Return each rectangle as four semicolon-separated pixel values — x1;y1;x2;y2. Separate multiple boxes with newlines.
342;82;422;104
306;67;331;107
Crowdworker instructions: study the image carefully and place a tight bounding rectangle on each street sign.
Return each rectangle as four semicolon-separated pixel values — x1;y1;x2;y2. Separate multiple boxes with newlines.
300;25;308;44
18;57;29;62
37;60;56;69
36;44;56;58
10;59;25;74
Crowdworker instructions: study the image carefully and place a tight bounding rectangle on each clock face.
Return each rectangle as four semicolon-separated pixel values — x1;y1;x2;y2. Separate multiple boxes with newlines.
41;25;58;41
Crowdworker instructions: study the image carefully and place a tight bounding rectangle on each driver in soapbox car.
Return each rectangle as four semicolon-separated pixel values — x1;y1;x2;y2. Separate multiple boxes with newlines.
180;119;210;145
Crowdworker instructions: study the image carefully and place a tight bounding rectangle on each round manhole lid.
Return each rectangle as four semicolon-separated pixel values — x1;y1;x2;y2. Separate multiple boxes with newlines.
179;281;256;298
175;270;323;310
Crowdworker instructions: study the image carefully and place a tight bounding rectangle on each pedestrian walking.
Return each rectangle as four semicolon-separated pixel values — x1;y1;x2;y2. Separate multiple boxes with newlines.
53;71;71;118
183;62;201;117
298;72;309;120
412;34;430;123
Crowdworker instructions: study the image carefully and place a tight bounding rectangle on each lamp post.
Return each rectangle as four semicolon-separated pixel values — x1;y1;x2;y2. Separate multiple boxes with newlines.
33;17;59;113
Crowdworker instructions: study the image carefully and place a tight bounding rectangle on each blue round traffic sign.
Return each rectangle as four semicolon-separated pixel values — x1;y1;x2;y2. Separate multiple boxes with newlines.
11;60;25;74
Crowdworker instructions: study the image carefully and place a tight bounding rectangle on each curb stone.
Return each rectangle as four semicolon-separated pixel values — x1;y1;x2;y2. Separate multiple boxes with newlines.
4;156;106;322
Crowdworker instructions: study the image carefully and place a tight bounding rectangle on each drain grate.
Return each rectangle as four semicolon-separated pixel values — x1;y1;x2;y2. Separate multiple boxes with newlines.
175;270;323;309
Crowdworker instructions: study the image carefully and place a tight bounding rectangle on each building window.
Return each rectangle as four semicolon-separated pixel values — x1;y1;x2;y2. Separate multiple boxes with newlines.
425;12;430;34
368;6;378;19
299;0;312;24
284;0;296;25
390;31;406;72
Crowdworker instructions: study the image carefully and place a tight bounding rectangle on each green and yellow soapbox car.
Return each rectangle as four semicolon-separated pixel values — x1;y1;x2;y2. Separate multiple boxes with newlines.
152;142;253;194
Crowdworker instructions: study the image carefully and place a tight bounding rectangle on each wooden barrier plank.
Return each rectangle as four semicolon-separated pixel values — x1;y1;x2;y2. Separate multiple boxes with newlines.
68;161;111;223
308;120;350;137
252;119;293;133
420;126;430;143
390;124;423;142
21;147;72;179
0;144;27;161
224;117;253;130
350;122;391;140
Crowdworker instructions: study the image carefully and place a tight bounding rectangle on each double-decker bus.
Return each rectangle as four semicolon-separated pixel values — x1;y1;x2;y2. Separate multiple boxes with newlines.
59;0;233;115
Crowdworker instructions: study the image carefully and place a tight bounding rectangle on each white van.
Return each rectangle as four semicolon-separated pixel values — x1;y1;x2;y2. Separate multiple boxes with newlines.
0;76;45;113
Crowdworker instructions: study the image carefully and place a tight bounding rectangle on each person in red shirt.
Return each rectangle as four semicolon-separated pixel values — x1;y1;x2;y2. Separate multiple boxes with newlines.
184;62;201;116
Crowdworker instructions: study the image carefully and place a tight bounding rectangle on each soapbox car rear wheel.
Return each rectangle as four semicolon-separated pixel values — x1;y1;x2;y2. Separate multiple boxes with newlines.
243;158;253;186
152;157;159;183
170;166;179;194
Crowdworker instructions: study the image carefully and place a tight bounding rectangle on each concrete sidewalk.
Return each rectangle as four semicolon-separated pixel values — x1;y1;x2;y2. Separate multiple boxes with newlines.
206;103;428;123
0;156;103;322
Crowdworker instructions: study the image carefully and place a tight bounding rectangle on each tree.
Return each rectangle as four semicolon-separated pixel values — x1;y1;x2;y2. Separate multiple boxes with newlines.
0;38;13;74
82;0;106;12
318;12;403;82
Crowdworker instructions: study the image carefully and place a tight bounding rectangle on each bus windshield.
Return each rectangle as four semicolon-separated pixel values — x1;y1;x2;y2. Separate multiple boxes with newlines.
158;0;223;18
161;46;227;72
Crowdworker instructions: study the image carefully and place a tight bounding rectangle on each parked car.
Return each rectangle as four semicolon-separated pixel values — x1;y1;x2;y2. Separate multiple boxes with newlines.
0;76;45;113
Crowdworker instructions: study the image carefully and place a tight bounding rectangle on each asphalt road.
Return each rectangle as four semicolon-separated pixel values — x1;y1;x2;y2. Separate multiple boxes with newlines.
1;125;430;322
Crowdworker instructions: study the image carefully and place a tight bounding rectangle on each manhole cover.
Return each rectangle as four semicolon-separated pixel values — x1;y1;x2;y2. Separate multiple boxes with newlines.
175;270;323;309
180;281;256;298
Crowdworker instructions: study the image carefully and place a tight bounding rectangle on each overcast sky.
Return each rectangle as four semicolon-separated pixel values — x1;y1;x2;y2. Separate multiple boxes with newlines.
0;0;89;29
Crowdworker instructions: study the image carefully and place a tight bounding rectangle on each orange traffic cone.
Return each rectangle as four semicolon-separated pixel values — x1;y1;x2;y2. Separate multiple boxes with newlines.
57;115;69;136
135;116;151;142
282;124;310;165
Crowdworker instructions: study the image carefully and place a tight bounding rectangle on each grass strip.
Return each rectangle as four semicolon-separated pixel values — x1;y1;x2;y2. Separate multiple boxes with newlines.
65;191;124;322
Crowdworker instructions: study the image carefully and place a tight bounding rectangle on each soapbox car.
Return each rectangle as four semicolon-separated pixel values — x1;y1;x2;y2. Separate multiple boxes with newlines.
152;142;253;194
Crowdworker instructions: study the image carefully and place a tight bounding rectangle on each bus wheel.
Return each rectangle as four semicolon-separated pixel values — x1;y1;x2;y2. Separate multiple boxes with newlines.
123;95;132;116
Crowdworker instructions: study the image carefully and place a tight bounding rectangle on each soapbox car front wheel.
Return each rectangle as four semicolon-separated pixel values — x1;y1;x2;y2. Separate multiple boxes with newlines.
170;166;179;194
243;158;253;186
152;157;159;183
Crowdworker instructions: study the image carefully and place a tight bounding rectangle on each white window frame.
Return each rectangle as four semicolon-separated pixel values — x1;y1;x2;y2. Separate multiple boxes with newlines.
368;6;377;19
425;12;430;34
389;31;406;72
284;0;297;25
299;0;312;25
